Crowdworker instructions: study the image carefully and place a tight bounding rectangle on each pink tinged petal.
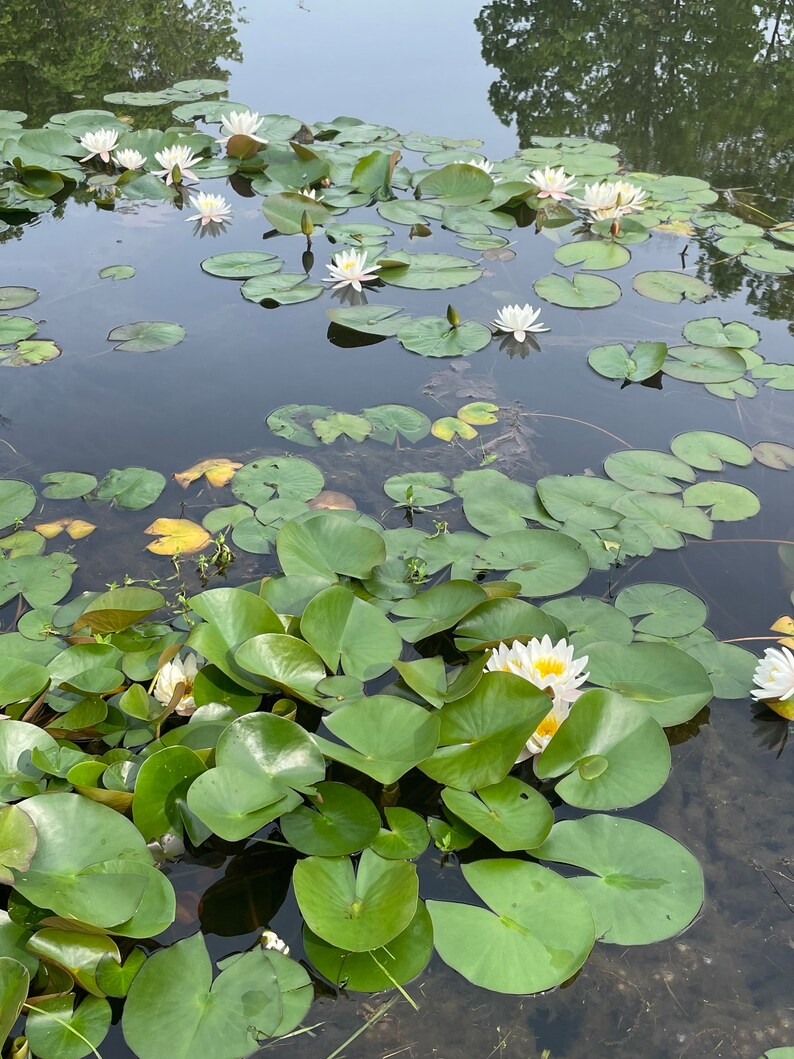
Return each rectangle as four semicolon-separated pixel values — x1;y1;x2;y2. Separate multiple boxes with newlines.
351;280;362;292
537;190;551;198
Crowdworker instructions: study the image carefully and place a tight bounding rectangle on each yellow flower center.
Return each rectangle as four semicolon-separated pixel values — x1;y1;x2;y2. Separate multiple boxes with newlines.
533;656;566;679
535;710;561;741
341;260;357;272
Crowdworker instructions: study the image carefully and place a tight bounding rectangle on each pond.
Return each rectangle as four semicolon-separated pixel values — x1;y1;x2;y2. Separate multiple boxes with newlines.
0;2;793;1058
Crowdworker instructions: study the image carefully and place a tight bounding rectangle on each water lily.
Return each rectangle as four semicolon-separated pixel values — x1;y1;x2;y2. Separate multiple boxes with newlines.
486;637;589;759
324;249;380;292
153;652;201;716
491;304;549;341
261;930;290;956
751;645;794;718
298;186;324;200
457;157;494;174
217;109;268;145
575;179;648;220
114;148;147;171
527;165;577;201
79;128;119;163
186;191;232;226
153;144;201;185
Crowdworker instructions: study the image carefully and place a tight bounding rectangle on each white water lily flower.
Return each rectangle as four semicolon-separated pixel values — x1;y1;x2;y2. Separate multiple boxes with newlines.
217;109;268;145
79;128;119;163
298;186;324;201
751;646;794;704
114;148;147;171
186;191;232;226
491;303;549;342
527;165;577;201
575;179;648;220
153;144;201;185
153;652;201;716
486;637;589;759
261;930;290;956
323;249;380;292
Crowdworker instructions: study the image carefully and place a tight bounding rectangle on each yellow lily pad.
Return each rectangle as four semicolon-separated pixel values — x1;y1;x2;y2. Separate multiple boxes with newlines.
653;221;695;236
770;616;794;635
144;518;211;556
431;417;479;442
457;401;499;426
35;518;96;540
173;458;243;489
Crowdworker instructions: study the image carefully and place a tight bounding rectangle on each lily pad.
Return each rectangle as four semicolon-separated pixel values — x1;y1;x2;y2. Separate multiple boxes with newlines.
241;272;323;306
682;481;760;521
670;431;754;471
0;480;36;530
534;272;621;308
301;584;403;680
533;815;704;944
603;450;696;494
0;316;37;344
378;251;483;290
615;583;707;636
0;287;38;309
200;251;281;278
632;271;712;303
40;472;97;500
441;776;553;850
588;341;667;382
428;859;595;994
398;317;491;358
682;317;759;349
554;240;631;270
474;529;590;596
99;265;135;281
108;321;185;353
96;467;165;510
280;781;381;856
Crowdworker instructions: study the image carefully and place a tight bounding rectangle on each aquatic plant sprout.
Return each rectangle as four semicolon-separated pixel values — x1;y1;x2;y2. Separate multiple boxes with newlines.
527;164;577;200
186;191;232;226
324;248;381;291
79;127;119;162
216;108;268;145
491;304;549;341
153;143;201;184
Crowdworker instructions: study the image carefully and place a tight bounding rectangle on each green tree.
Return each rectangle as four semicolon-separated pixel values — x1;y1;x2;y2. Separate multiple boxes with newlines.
475;0;794;199
0;0;243;125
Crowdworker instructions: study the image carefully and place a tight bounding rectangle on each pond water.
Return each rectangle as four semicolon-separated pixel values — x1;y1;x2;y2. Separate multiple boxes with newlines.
1;2;793;1057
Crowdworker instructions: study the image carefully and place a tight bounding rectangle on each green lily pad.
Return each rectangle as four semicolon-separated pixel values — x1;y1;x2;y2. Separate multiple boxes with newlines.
441;775;553;850
280;781;381;856
615;583;707;636
40;471;97;500
200;251;281;278
0;553;77;608
384;472;453;507
0;480;36;530
585;641;713;725
99;264;135;281
326;304;408;337
241;272;323;305
682;481;760;521
610;492;712;548
670;431;754;471
417;163;494;204
554;240;631;270
0;316;37;344
603;450;696;494
300;584;403;680
108;321;185;352
541;596;634;651
536;690;671;809
474;529;590;596
398;316;491;358
0;957;29;1046
681;317;759;349
293;848;418;952
371;807;430;860
378;251;483;290
266;404;334;446
0;287;38;309
26;994;111;1059
276;513;385;581
533;815;704;944
534;272;621;308
662;344;747;383
96;467;165;510
536;476;626;530
632;271;712;303
685;641;756;700
428;859;595;993
588;341;667;382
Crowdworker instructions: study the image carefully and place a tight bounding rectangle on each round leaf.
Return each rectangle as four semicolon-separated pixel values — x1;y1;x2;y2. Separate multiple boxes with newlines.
441;775;553;850
108;321;185;352
280;781;381;856
534;272;621;308
615;583;707;636
474;529;590;596
588;341;667;382
682;481;760;521
670;430;754;471
632;271;712;303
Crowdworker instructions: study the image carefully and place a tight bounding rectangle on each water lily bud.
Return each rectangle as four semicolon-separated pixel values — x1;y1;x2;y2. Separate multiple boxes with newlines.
273;698;297;722
302;248;315;273
300;210;314;237
610;218;621;238
446;304;460;328
9;1038;30;1059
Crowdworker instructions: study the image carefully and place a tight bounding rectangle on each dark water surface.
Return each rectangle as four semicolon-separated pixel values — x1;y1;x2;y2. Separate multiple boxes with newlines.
1;2;793;1056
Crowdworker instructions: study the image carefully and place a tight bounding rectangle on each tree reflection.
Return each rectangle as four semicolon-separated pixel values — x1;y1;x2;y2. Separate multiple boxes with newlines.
475;0;794;199
0;0;243;126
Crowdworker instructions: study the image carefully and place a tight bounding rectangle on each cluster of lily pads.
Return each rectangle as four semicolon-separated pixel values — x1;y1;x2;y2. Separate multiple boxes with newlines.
1;79;794;1058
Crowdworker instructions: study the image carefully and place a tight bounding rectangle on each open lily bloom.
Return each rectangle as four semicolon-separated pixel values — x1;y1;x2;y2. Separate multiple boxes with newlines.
261;930;290;956
186;192;232;226
576;179;648;220
217;109;268;145
153;144;201;185
298;186;324;200
751;645;794;716
486;637;589;759
528;165;577;201
456;157;494;175
114;148;147;171
324;248;380;292
153;652;202;716
492;303;549;341
79;128;119;163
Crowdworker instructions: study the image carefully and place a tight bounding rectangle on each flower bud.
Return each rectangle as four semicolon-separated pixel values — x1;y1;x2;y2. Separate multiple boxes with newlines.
446;304;460;328
300;210;314;237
